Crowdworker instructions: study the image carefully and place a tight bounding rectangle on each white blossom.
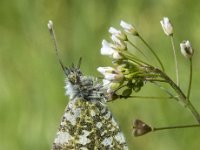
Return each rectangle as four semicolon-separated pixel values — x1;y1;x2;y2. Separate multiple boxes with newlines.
160;17;173;36
111;35;126;50
101;40;116;55
180;40;194;58
120;20;138;35
100;40;122;59
109;27;127;40
97;67;123;82
113;52;122;59
47;20;53;30
97;66;115;74
103;79;112;86
102;79;121;95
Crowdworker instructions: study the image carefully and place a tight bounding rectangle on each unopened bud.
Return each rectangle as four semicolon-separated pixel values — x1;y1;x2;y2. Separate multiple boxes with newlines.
180;40;194;58
109;27;127;41
133;119;152;137
111;35;127;50
120;20;138;36
160;17;173;36
97;67;124;82
47;20;53;30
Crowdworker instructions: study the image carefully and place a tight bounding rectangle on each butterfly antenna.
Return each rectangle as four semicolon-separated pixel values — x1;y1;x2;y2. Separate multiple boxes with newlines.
77;57;82;69
47;20;66;74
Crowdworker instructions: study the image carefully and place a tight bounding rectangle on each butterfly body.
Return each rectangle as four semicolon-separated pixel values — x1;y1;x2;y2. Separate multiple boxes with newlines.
52;63;128;150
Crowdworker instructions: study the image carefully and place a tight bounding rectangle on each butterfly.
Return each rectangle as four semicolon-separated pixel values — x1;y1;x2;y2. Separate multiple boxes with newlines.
48;20;128;150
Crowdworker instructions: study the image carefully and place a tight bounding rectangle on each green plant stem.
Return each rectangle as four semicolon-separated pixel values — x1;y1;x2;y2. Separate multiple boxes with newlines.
125;95;174;100
151;67;200;124
107;95;173;102
138;34;165;71
170;36;179;86
127;40;147;58
153;124;200;132
121;50;151;66
151;81;179;101
187;58;192;100
146;79;167;82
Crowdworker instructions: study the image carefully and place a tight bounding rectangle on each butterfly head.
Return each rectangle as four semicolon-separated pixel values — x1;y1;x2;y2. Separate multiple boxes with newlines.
64;59;105;102
65;64;82;85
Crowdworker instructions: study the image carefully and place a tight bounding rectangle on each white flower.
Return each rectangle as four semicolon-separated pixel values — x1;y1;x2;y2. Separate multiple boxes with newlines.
103;79;114;94
102;79;113;93
97;67;124;82
111;35;126;50
100;40;122;59
47;20;53;30
180;40;194;58
112;52;122;59
160;17;173;36
97;66;115;75
102;79;121;96
104;74;117;81
101;40;115;55
109;27;127;40
103;79;112;86
120;20;138;35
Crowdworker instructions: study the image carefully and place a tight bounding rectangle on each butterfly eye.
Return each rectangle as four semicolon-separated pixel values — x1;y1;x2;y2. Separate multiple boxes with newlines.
68;74;76;83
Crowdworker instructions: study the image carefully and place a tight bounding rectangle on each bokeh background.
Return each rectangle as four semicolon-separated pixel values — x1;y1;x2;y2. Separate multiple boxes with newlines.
1;0;200;149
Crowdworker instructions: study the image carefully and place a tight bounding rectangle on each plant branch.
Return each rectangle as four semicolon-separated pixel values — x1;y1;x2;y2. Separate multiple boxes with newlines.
153;124;200;132
187;58;193;100
138;34;165;71
170;36;179;86
150;66;200;123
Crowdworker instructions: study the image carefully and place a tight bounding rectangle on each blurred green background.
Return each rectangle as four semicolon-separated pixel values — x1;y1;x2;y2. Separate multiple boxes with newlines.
1;0;200;149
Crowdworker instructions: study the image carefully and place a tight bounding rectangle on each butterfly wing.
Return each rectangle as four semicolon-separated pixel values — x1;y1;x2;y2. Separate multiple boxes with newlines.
52;97;128;150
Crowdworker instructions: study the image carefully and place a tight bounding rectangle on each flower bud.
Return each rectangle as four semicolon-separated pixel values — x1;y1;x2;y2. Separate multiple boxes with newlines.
47;20;53;30
180;40;194;58
112;52;122;59
97;67;124;82
110;82;122;90
160;17;173;36
133;119;152;137
111;35;127;50
109;27;127;41
97;66;115;74
102;79;122;100
120;20;138;36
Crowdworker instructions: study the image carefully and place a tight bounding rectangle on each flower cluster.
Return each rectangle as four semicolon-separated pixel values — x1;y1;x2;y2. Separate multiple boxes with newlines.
98;18;195;103
98;21;148;100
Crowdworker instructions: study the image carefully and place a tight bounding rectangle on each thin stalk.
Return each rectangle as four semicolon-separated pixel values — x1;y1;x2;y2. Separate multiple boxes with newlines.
121;50;151;66
127;40;147;58
125;95;174;100
187;58;193;100
153;124;200;132
170;36;179;86
145;79;167;82
151;81;179;101
108;95;173;102
138;34;165;71
152;67;200;123
126;72;161;79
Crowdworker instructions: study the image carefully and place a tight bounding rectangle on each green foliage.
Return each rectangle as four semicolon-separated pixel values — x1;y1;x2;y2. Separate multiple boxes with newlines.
1;0;200;150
